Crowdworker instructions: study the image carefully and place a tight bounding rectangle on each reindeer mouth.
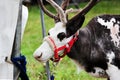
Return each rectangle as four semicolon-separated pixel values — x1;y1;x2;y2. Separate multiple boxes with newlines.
35;53;52;63
34;53;43;59
34;53;45;62
36;58;49;63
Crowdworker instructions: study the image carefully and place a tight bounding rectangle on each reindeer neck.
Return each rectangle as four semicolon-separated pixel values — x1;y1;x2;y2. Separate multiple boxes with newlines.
67;27;92;60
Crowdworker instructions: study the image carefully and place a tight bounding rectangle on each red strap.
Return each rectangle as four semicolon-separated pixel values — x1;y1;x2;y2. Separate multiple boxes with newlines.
48;37;57;50
48;37;59;59
59;35;78;58
47;31;79;62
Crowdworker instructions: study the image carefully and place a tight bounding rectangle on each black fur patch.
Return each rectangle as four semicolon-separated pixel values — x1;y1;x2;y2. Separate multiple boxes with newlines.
66;15;85;37
57;32;66;41
66;15;120;78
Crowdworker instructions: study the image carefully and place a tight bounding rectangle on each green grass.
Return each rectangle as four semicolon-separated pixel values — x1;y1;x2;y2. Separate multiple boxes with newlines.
21;0;120;80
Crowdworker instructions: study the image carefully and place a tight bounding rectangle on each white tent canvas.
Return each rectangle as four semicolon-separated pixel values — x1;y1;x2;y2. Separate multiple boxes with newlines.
0;0;20;79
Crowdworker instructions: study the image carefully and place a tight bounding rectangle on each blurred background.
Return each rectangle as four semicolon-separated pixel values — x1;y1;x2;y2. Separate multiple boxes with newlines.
21;0;120;80
23;0;89;5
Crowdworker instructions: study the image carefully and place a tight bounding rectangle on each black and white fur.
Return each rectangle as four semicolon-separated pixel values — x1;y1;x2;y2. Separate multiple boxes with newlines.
67;15;120;80
34;14;120;80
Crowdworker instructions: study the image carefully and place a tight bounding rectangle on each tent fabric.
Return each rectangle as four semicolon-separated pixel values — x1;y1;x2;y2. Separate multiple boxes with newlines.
22;5;28;39
11;55;29;80
0;0;20;79
0;0;28;79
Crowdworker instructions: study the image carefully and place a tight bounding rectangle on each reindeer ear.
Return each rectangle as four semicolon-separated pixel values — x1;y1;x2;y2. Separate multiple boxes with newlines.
66;15;85;37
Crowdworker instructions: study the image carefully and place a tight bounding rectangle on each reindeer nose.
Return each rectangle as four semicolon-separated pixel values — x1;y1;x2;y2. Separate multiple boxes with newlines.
34;52;43;60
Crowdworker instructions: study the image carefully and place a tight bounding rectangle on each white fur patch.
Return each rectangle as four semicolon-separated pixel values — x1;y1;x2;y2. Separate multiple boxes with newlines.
107;51;115;64
97;17;120;47
89;67;107;78
106;64;120;80
33;41;53;63
106;52;120;80
72;59;107;78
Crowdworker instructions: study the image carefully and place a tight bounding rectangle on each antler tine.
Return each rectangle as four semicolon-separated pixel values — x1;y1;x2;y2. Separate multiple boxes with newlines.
37;0;59;21
80;0;100;15
60;0;71;21
46;0;67;24
69;0;100;21
61;0;82;16
61;0;71;11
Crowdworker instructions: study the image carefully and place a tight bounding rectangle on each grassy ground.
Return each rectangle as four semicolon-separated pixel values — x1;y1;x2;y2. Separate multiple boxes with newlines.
21;0;120;80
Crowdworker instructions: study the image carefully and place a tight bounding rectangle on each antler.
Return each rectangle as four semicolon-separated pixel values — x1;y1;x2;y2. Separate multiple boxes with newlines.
38;0;99;24
46;0;68;24
37;0;59;22
37;0;71;23
61;0;70;11
69;0;100;21
80;0;100;15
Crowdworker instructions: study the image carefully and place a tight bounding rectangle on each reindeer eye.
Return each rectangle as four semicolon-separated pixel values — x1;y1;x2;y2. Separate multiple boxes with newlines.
48;32;50;35
57;32;66;41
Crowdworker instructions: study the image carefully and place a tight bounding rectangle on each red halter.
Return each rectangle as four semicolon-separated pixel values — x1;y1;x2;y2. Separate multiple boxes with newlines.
44;31;79;62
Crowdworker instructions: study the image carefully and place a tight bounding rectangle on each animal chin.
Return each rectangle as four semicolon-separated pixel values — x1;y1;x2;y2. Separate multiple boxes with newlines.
37;59;49;63
37;56;52;63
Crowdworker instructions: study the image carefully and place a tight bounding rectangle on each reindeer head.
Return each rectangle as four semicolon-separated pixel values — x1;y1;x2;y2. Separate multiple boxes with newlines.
33;0;100;63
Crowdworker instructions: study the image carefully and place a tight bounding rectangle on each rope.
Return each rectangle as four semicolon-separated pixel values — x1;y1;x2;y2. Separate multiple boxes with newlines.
51;75;54;80
11;54;29;80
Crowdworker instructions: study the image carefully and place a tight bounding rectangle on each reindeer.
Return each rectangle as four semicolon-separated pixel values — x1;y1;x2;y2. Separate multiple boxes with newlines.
33;0;120;80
